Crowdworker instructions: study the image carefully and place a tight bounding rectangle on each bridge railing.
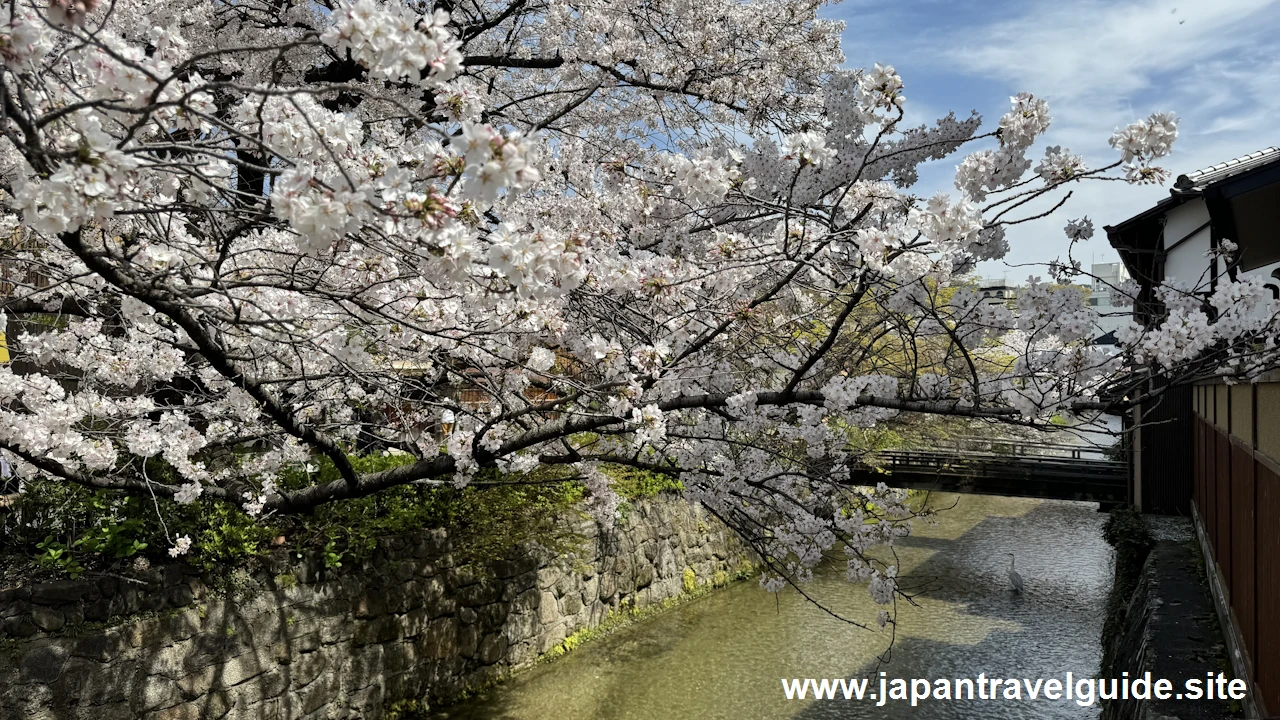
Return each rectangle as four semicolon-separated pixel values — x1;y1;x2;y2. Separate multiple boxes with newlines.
927;435;1119;460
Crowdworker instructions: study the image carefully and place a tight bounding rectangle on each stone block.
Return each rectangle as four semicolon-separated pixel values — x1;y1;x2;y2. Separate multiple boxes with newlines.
477;632;508;665
598;572;616;601
138;675;183;712
552;574;574;598
147;643;193;679
140;588;170;613
635;562;655;589
31;606;65;632
457;623;479;659
238;668;288;706
5;614;36;640
49;656;105;703
168;585;195;608
420;616;458;660
217;652;265;687
0;598;28;620
537;591;558;625
457;581;501;608
21;644;68;684
512;588;539;613
177;667;215;699
0;586;31;605
398;606;432;638
84;598;113;622
383;641;418;674
535;567;560;591
293;631;320;654
146;702;200;720
353;592;387;619
478;602;508;628
383;581;419;615
560;593;582;617
536;623;567;654
290;652;327;689
353;615;400;647
508;639;537;667
63;604;85;628
317;617;353;646
31;579;97;605
299;673;337;715
504;611;538;645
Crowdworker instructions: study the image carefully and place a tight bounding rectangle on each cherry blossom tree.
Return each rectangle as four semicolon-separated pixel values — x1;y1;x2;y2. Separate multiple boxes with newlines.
0;0;1277;624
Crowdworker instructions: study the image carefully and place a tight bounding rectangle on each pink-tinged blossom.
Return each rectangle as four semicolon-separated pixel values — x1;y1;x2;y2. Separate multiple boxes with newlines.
168;534;193;558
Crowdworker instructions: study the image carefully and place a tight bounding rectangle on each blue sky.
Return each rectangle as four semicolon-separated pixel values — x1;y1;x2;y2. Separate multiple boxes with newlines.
823;0;1280;278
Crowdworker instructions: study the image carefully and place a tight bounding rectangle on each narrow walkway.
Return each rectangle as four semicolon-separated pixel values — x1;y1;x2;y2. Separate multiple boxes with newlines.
1105;516;1233;720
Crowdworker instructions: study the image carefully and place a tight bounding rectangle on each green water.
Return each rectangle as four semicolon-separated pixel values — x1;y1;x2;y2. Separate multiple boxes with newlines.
448;495;1112;719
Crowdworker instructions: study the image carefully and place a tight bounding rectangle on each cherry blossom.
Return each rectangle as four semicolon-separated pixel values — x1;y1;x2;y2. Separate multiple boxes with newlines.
0;0;1272;632
168;534;192;558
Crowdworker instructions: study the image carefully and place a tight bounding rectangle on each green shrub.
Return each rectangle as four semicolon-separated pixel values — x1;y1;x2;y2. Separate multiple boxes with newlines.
1;452;595;580
383;699;431;720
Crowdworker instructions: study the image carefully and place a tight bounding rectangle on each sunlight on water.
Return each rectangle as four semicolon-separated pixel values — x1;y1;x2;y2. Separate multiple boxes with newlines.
449;494;1112;720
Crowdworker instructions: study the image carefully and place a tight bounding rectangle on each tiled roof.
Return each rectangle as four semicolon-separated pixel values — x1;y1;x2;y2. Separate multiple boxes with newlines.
1173;146;1280;191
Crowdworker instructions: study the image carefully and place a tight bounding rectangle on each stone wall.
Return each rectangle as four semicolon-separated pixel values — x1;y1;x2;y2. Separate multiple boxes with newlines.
0;495;751;720
1101;516;1231;720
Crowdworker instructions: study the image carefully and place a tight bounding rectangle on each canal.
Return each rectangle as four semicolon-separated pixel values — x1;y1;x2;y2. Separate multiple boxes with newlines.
448;494;1113;719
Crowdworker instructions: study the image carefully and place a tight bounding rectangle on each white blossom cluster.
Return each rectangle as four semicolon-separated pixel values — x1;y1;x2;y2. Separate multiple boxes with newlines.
1037;146;1087;184
1;0;1268;628
323;0;462;88
954;93;1051;201
1111;112;1178;185
784;132;838;168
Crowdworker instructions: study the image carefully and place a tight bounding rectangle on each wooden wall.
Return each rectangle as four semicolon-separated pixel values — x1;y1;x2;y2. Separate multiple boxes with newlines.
1193;381;1280;716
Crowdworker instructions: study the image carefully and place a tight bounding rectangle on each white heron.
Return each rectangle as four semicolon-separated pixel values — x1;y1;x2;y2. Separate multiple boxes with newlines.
1006;553;1024;593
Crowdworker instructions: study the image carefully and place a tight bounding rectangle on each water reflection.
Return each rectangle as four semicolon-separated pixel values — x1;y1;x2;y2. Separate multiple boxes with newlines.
448;495;1112;719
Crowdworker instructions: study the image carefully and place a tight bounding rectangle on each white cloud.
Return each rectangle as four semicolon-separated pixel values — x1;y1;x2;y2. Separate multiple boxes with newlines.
945;0;1275;102
917;0;1280;272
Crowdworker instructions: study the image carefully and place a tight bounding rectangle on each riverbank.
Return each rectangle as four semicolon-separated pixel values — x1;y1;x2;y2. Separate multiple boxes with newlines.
1100;511;1235;720
0;495;750;720
447;494;1114;719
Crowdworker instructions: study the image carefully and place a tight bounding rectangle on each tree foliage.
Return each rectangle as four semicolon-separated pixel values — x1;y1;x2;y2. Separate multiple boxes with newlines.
0;0;1276;625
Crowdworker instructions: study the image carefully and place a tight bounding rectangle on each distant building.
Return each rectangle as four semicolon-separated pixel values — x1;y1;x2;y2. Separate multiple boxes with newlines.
1088;262;1131;344
977;278;1016;307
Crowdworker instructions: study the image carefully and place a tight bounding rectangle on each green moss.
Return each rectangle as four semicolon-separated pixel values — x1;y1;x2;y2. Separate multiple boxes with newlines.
382;699;431;720
682;567;697;594
601;465;683;499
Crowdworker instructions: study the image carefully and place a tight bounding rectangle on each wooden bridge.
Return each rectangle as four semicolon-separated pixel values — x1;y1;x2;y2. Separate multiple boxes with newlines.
854;436;1129;507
